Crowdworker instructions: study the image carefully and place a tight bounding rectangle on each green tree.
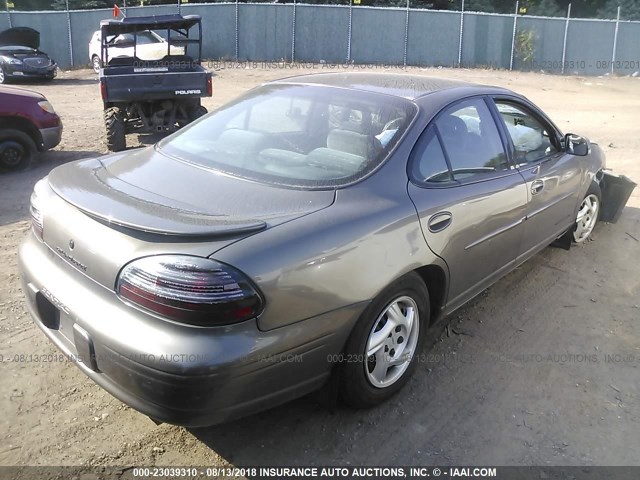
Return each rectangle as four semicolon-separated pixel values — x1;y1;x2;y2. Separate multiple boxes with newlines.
598;0;640;20
527;0;564;16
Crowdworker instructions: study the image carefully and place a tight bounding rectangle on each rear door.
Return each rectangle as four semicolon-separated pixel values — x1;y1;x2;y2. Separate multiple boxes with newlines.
490;98;583;259
407;96;528;311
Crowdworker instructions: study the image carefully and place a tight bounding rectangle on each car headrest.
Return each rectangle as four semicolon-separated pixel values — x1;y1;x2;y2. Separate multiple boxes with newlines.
438;115;468;138
327;129;371;158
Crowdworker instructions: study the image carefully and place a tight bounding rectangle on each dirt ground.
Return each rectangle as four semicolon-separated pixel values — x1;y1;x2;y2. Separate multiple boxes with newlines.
1;65;639;471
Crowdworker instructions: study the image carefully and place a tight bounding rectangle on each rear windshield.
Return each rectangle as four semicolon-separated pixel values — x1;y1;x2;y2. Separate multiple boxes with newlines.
158;84;417;188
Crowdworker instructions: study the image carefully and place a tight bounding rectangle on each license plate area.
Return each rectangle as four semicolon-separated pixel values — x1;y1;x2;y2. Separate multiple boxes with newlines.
34;291;97;371
36;291;73;342
35;291;73;345
36;292;59;329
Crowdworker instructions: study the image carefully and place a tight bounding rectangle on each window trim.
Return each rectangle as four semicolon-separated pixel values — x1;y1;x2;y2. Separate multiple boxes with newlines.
488;95;565;168
408;95;520;189
408;124;456;187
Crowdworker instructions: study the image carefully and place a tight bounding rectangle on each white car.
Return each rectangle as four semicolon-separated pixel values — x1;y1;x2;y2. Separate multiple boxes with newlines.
89;29;184;73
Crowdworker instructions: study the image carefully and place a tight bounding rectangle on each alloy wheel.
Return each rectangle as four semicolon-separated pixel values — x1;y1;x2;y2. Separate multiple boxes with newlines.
365;295;420;388
573;194;599;243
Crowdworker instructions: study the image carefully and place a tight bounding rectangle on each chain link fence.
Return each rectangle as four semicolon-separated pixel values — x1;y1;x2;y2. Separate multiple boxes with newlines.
2;1;639;75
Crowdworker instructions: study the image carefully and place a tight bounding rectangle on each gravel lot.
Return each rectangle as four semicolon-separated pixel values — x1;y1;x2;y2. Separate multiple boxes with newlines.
1;66;639;470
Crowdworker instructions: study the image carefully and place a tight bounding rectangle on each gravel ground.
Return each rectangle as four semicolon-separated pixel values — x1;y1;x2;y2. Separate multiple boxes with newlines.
0;66;639;470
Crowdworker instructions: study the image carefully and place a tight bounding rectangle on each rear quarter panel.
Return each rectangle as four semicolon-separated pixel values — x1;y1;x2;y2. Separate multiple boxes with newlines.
212;116;448;331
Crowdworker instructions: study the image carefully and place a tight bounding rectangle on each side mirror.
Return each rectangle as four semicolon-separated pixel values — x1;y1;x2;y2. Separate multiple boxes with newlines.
564;133;590;156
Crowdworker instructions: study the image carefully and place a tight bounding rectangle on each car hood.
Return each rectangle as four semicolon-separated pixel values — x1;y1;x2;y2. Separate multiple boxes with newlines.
47;147;335;238
0;27;40;49
0;85;45;100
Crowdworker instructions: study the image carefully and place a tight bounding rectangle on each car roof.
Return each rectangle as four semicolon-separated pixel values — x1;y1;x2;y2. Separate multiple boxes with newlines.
272;72;511;100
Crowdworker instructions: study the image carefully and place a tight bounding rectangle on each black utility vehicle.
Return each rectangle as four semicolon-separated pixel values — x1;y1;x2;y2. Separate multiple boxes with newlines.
99;14;212;151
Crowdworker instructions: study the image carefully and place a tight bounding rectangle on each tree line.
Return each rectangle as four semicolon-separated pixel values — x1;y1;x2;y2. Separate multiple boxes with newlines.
5;0;639;21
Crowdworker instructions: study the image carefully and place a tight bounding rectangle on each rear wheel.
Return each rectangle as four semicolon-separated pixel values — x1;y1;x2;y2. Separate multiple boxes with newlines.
0;66;7;84
92;55;102;74
338;273;429;408
190;105;207;121
104;107;126;152
0;129;36;172
573;183;601;243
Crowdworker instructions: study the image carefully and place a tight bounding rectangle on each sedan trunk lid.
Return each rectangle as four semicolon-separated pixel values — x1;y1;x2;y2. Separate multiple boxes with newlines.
47;147;335;237
42;147;334;289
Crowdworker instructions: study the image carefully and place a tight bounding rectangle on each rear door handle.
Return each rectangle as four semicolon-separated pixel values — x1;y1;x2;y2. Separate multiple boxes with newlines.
531;180;544;195
428;212;453;233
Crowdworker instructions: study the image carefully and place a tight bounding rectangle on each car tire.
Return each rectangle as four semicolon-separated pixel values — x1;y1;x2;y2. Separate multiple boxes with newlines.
104;107;126;152
338;272;430;408
573;182;601;243
0;129;36;172
0;66;7;84
92;56;102;74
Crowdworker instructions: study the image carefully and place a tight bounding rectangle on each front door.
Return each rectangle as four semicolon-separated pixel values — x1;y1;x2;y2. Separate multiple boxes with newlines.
491;99;583;259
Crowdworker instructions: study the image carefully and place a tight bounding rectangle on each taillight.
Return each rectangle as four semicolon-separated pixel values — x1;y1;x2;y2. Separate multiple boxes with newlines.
206;75;213;97
30;181;45;241
100;78;107;101
117;255;263;326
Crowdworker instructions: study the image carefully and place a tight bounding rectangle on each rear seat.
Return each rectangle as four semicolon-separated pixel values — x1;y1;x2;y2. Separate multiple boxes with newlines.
259;148;306;166
306;148;366;175
327;129;371;157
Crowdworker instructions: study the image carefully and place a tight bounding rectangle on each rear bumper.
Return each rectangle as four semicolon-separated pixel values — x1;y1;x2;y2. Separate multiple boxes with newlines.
39;125;62;150
18;234;362;426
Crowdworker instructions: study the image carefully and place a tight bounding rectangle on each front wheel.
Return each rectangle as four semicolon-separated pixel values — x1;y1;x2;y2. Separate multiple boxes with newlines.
0;129;36;172
573;183;601;243
0;66;7;84
338;273;429;408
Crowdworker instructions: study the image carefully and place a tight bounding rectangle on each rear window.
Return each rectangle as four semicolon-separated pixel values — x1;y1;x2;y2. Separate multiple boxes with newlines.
158;84;417;188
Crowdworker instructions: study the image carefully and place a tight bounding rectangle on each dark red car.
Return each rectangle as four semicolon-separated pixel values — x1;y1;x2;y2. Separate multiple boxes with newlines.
0;85;62;172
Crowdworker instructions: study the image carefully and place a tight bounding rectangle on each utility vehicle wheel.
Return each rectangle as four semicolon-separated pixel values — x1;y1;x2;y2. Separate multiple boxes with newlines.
104;107;126;152
338;272;429;408
190;105;207;121
0;129;36;172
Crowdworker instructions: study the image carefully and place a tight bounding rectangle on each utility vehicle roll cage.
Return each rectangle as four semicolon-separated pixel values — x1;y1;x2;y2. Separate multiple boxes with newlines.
99;14;203;66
